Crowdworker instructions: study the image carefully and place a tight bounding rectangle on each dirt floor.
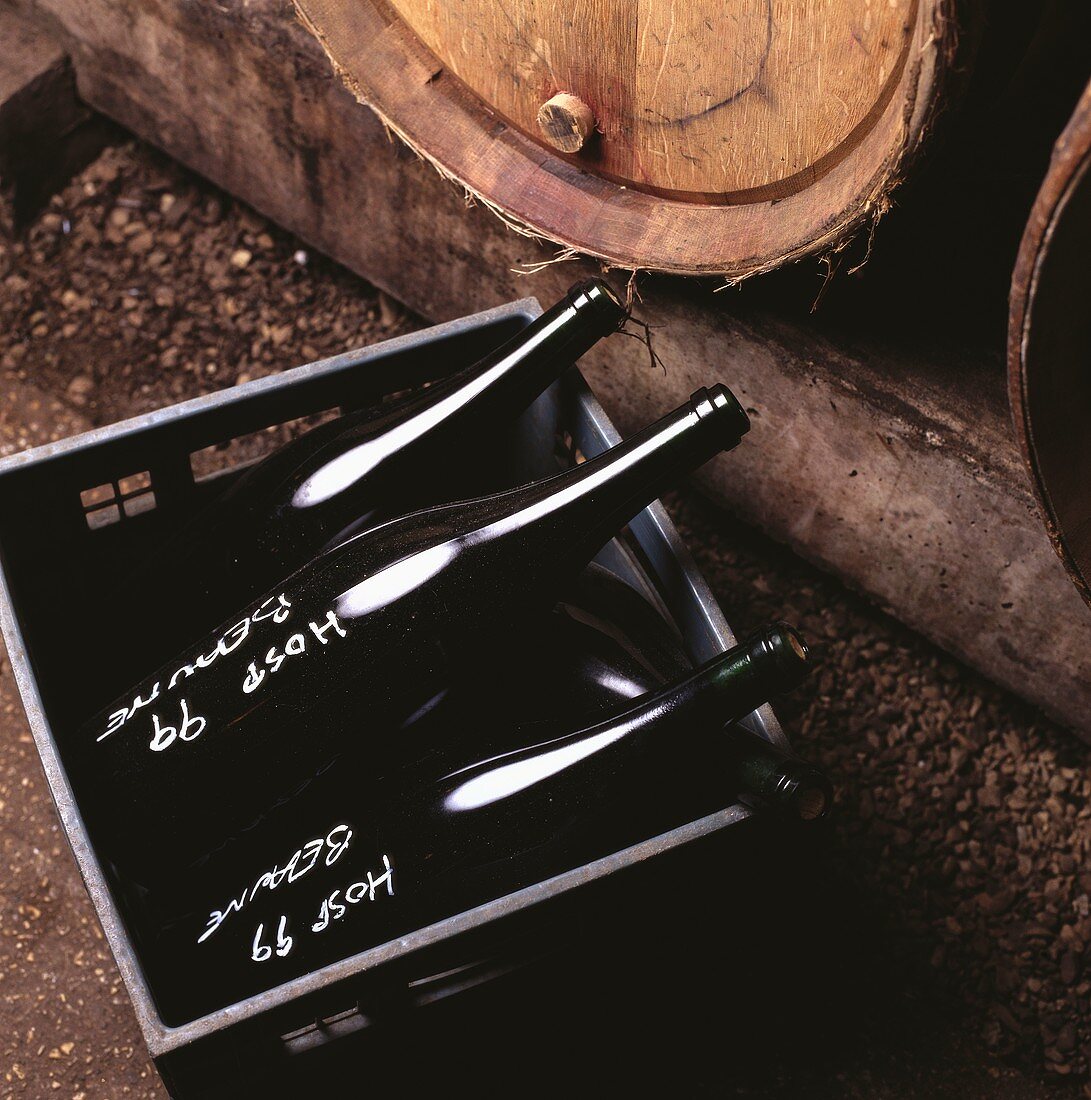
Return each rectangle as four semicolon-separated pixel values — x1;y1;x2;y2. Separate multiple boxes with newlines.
1;142;1090;1098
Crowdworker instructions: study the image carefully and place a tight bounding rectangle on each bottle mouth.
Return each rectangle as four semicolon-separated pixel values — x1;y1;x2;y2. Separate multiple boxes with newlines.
770;622;809;669
775;763;833;822
745;622;811;691
567;278;627;333
690;385;751;443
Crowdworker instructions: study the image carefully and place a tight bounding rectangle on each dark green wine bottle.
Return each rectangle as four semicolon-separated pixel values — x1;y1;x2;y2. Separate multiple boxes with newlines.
138;623;821;1024
404;623;824;857
74;384;750;877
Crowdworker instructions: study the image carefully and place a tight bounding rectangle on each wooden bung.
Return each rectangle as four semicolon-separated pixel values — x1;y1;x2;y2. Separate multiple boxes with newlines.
537;93;595;154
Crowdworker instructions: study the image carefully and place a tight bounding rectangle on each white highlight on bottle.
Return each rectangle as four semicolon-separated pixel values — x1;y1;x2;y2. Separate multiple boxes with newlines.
594;669;648;700
444;727;628;812
291;352;516;508
292;413;445;508
336;543;457;619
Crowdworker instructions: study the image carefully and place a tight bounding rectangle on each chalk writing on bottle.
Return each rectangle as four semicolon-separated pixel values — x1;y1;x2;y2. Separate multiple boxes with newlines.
148;698;207;753
311;855;395;933
242;608;347;696
198;824;354;945
242;854;395;965
98;592;292;742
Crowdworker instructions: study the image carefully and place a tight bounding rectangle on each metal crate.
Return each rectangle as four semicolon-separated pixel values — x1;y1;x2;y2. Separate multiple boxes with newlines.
0;296;788;1096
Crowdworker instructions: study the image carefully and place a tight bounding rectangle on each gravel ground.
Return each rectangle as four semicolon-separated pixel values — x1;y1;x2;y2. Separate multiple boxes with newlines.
1;141;1089;1098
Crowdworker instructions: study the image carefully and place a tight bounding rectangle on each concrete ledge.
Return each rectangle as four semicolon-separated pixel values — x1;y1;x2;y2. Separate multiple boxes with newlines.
8;0;1091;734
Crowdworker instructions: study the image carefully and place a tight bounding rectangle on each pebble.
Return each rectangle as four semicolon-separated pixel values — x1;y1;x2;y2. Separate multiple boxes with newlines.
378;290;402;329
64;375;93;406
1064;953;1081;985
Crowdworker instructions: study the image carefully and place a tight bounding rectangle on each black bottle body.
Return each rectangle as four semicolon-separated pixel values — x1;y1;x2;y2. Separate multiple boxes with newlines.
93;279;626;705
72;386;751;878
133;624;816;1024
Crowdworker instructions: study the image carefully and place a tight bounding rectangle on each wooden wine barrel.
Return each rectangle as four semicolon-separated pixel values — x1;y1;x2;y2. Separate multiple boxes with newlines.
295;0;961;277
1009;81;1091;607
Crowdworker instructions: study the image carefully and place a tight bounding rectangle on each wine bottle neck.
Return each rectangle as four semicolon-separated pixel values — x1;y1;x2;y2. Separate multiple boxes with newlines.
678;623;811;721
619;627;798;734
402;280;625;436
475;386;748;571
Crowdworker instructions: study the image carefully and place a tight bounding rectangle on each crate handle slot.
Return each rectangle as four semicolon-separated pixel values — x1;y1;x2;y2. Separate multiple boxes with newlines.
188;408;341;485
80;472;156;530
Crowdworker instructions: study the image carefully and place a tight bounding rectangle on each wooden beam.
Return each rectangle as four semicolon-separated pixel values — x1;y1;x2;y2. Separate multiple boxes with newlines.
11;0;1091;735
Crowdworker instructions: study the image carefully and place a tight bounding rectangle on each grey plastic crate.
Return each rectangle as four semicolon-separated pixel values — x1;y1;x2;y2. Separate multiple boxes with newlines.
0;297;788;1096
